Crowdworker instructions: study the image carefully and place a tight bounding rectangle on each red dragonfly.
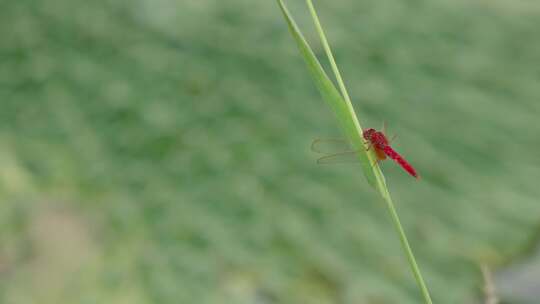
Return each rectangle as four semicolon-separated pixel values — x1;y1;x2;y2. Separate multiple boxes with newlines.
312;126;419;179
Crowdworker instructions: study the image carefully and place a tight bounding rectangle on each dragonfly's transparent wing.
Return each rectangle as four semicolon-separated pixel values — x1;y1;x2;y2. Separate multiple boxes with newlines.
380;122;398;143
311;138;353;154
311;138;373;164
316;151;363;164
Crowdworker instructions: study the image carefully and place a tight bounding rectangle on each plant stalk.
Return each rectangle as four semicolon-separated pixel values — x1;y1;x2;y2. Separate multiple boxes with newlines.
304;1;433;303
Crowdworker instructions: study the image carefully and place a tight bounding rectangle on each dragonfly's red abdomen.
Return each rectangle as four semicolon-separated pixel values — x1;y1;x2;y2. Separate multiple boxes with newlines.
382;146;418;178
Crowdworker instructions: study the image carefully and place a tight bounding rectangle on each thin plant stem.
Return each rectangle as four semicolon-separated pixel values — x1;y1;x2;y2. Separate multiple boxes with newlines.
481;264;499;304
379;187;434;304
305;1;434;303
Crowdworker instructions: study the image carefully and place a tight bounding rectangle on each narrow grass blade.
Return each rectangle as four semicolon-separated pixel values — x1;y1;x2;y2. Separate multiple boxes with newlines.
276;1;434;303
275;0;378;188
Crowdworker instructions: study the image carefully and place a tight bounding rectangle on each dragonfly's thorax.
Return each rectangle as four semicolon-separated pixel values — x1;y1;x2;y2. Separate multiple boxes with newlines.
363;128;388;148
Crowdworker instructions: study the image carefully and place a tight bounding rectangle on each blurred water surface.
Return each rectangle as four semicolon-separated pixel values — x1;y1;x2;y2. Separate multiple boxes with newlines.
1;0;540;303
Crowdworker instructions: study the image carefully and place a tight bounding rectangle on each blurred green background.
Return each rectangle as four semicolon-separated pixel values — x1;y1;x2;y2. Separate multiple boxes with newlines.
1;0;540;303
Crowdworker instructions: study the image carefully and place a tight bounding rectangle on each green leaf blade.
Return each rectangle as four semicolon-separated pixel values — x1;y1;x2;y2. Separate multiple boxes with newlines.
276;0;378;188
276;1;433;303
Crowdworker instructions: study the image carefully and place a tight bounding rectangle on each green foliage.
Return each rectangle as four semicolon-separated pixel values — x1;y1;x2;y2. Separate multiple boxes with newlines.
275;0;378;186
276;0;431;302
1;0;540;303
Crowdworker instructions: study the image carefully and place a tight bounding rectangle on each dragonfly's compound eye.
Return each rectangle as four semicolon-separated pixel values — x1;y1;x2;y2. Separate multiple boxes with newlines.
363;128;376;140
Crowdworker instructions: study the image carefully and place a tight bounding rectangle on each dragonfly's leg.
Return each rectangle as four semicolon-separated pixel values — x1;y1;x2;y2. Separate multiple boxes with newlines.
389;134;397;143
382;121;387;136
364;141;373;151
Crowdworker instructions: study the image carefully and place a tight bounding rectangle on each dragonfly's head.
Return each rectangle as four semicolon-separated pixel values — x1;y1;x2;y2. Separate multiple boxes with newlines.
362;128;376;140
